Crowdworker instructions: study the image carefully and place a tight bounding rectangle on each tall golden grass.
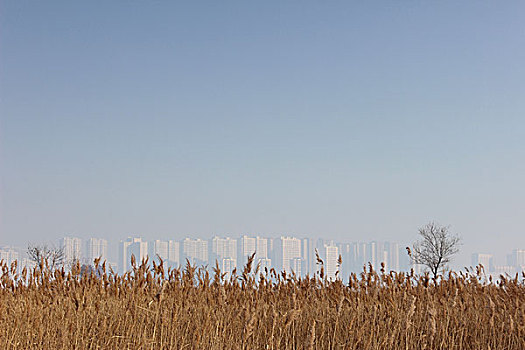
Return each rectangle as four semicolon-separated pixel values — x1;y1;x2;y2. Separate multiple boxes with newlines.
1;256;524;349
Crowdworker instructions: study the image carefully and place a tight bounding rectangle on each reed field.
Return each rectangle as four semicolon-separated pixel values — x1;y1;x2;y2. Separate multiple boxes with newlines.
1;256;524;350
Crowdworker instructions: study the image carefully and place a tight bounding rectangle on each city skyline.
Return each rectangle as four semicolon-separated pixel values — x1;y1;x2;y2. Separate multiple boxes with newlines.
2;227;522;268
1;2;523;347
2;232;524;280
2;226;523;269
2;1;525;270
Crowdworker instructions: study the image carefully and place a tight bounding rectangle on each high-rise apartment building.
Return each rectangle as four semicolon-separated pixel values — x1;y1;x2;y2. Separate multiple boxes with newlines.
211;236;237;275
119;237;147;273
509;249;525;266
289;257;303;276
385;242;400;272
85;238;108;264
357;242;368;270
275;236;303;274
128;239;148;266
258;258;272;272
148;239;180;268
472;253;494;272
240;235;256;263
337;242;351;278
182;238;208;265
168;240;180;268
0;246;19;265
60;237;82;265
239;235;271;270
149;240;169;262
212;237;237;261
367;241;377;269
324;242;339;280
494;265;516;275
335;241;404;275
340;242;359;274
302;238;313;275
256;237;268;260
119;238;133;273
507;249;525;272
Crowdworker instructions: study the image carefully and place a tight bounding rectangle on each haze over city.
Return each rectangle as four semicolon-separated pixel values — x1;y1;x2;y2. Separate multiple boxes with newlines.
1;1;525;270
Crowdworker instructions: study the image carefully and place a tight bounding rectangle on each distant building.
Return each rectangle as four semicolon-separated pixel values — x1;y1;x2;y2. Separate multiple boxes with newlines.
128;239;148;265
385;242;400;272
60;237;82;266
493;265;516;276
399;245;411;271
211;236;237;276
507;249;525;271
119;237;147;273
367;241;377;269
239;235;271;271
258;258;272;272
0;246;19;265
340;242;364;273
324;242;339;280
274;236;303;275
148;239;180;268
240;235;256;263
356;242;368;271
289;257;303;277
149;240;169;262
85;238;108;265
168;240;180;268
303;238;316;276
334;241;405;276
471;253;494;272
182;238;208;266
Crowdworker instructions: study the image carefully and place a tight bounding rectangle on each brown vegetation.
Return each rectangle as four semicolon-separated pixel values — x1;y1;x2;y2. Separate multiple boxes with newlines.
1;257;524;349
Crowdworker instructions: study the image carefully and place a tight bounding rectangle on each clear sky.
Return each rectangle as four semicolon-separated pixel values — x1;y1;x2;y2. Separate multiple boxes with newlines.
1;1;524;267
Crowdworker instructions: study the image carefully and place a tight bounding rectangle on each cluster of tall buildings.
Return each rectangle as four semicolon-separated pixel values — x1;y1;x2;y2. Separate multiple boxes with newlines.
3;235;523;280
117;235;409;279
0;246;20;265
58;237;109;267
472;249;525;276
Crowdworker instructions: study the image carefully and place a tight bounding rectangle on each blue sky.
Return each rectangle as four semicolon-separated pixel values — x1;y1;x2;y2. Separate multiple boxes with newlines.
1;1;524;266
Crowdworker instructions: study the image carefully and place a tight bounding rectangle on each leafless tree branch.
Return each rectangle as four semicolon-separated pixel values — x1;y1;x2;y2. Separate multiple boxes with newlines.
408;222;461;278
27;243;65;270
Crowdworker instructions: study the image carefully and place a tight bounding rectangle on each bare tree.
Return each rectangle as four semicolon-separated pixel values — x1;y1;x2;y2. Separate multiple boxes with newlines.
27;243;65;270
407;222;461;278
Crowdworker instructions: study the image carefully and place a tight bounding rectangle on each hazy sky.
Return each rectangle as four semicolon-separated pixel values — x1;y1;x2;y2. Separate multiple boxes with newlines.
1;1;524;266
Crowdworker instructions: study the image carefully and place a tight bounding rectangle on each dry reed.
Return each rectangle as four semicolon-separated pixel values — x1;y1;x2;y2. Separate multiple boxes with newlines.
0;257;524;349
